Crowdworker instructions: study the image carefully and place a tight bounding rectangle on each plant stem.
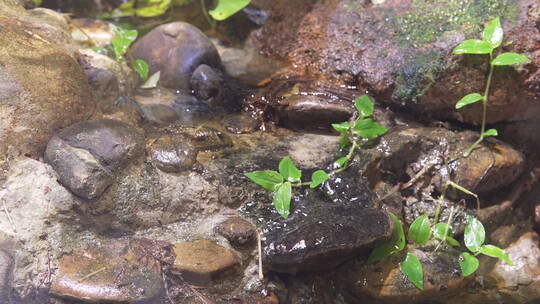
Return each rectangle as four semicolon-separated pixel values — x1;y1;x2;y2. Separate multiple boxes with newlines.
200;0;216;29
464;52;495;157
332;141;359;175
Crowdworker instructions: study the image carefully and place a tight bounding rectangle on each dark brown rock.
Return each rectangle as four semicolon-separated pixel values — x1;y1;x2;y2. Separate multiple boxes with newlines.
172;240;239;286
130;22;223;90
251;0;540;125
146;134;198;173
215;216;256;245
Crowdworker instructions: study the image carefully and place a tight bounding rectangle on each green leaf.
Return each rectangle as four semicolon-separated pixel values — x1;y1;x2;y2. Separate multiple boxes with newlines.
464;216;485;253
338;135;350;149
209;0;251;21
273;182;292;219
446;236;460;247
433;223;453;240
491;52;530;66
459;252;479;277
354;95;374;118
331;121;350;133
310;170;329;188
135;0;172;17
111;28;138;60
483;17;503;48
132;59;149;81
140;71;161;89
456;93;483;109
245;170;283;191
278;157;301;183
482;129;498;137
400;253;424;290
353;118;388;139
453;39;493;54
480;245;513;266
408;215;431;245
334;157;348;168
367;212;405;264
32;0;42;6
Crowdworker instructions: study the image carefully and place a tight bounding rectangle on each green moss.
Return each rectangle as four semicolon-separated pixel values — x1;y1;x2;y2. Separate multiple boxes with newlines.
396;0;519;46
393;51;445;103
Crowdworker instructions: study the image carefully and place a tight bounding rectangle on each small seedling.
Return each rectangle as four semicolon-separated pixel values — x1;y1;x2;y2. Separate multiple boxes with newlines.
368;211;512;290
245;95;387;218
453;17;530;156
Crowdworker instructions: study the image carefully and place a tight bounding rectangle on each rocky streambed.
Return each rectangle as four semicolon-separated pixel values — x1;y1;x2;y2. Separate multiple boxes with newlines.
1;0;540;303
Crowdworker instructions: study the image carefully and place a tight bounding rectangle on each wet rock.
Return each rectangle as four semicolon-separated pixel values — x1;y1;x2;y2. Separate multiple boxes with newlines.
70;18;114;48
257;191;392;274
288;274;342;304
277;95;354;130
342;246;469;303
0;0;93;175
252;0;540;125
146;134;198;173
225;113;259;134
79;48;137;100
191;64;225;105
0;249;14;303
45;119;143;199
172;240;239;285
51;240;166;303
84;67;120;112
130;22;223;90
141;104;179;126
191;126;233;151
215;216;256;245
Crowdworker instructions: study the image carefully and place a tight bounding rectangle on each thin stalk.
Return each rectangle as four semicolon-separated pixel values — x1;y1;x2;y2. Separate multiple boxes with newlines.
434;206;455;253
464;52;495;157
332;141;359;175
200;0;216;29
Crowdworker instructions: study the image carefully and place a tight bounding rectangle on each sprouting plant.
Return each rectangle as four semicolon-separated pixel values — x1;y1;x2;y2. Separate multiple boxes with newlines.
453;17;530;157
368;211;512;290
244;95;388;218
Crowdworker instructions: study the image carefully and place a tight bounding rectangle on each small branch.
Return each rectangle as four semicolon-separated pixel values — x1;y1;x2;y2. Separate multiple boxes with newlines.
257;229;264;281
78;266;107;283
433;205;455;253
2;199;16;233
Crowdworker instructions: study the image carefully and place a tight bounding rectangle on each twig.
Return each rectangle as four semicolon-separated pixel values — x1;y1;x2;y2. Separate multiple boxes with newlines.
433;205;455;253
257;229;264;281
78;266;107;283
374;163;433;204
2;199;16;233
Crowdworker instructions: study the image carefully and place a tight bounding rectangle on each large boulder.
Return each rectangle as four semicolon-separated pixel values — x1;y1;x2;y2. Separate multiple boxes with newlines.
0;0;94;177
251;0;540;125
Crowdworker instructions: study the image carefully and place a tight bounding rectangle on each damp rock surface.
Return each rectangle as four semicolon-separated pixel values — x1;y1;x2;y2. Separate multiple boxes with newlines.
215;216;256;245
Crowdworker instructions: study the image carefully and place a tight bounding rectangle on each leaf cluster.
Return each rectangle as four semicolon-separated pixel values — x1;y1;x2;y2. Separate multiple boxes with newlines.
368;213;512;290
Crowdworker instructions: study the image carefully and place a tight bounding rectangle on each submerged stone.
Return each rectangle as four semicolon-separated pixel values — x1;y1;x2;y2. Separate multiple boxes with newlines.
257;191;392;274
146;134;198;173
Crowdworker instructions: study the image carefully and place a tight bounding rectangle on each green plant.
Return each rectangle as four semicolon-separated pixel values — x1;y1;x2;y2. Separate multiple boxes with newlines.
245;95;387;218
453;17;530;157
368;211;512;290
132;59;149;81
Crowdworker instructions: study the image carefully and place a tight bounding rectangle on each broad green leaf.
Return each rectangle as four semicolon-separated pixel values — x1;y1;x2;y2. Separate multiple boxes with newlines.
491;52;530;66
332;121;350;133
400;253;424;290
245;170;283;191
273;182;292;219
459;252;479;277
354;95;374;118
111;28;138;60
209;0;251;21
141;71;161;89
446;236;460;247
353;118;388;139
135;0;172;17
433;223;452;240
132;59;149;81
334;157;348;168
310;170;329;188
338;135;350;149
482;129;498;137
480;245;513;266
464;216;485;253
278;157;302;183
408;215;431;245
367;212;405;264
453;39;493;54
483;17;503;48
456;93;483;109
